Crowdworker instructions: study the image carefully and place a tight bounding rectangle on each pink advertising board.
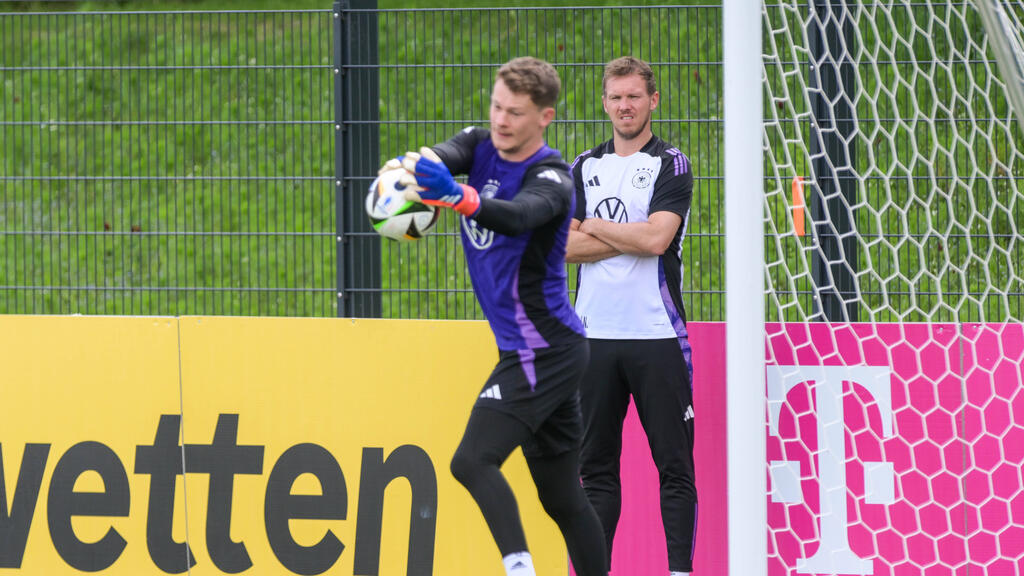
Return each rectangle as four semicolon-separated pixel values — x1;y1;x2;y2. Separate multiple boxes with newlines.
577;323;1024;575
571;322;730;576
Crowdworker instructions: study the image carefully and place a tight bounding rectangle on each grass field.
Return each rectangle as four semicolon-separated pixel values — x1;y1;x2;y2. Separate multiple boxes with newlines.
1;1;727;320
4;1;1023;323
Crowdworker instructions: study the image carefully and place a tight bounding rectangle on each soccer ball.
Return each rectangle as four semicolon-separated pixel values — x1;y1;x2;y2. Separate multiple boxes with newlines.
365;167;438;241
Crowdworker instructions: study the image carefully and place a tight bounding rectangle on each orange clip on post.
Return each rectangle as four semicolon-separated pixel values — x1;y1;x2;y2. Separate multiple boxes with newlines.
792;176;805;237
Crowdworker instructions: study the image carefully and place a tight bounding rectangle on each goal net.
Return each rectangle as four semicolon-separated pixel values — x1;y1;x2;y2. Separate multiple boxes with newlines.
759;1;1024;574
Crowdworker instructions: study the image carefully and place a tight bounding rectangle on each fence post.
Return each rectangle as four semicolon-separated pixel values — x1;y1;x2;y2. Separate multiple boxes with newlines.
808;0;858;322
334;0;382;318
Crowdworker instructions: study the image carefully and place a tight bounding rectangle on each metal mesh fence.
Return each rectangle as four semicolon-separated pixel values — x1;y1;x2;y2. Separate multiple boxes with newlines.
762;1;1024;323
1;4;726;320
362;6;724;321
1;8;337;316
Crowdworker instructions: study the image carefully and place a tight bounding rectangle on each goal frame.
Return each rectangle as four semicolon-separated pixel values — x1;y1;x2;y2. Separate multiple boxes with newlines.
724;1;768;576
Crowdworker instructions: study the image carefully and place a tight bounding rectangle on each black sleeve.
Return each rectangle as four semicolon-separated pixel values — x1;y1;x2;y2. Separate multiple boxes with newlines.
570;152;588;222
472;161;574;237
430;127;488;176
649;154;693;219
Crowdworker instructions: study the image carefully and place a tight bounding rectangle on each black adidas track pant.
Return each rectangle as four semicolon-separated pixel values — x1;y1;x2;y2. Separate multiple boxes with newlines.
579;338;697;573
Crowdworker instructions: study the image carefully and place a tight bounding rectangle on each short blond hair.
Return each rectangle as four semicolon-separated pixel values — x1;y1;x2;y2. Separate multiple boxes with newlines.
602;56;657;96
496;57;561;109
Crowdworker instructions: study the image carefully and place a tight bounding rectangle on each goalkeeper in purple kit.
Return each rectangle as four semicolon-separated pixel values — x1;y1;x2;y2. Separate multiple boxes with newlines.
390;57;608;576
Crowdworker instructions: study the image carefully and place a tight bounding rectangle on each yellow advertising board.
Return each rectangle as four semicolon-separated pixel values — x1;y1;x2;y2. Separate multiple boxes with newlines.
0;316;184;575
0;315;567;575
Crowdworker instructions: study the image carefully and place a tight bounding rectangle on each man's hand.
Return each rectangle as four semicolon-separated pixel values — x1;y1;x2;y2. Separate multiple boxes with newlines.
577;211;683;256
377;156;403;175
577;217;607;236
376;157;424;196
401;147;481;217
567;219;621;263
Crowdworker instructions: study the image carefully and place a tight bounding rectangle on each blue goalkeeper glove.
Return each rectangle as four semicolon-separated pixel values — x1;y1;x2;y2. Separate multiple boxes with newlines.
400;147;481;217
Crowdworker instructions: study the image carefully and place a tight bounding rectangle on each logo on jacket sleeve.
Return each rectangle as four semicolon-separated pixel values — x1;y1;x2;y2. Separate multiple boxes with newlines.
537;169;561;183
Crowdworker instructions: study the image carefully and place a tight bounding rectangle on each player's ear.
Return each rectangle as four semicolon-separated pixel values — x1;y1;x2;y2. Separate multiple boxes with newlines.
651;90;660;110
539;106;555;127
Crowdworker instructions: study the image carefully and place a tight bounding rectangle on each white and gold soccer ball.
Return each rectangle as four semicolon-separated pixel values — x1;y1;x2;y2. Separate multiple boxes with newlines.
365;166;438;242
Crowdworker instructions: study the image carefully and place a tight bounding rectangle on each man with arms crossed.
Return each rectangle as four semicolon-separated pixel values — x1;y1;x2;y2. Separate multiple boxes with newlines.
393;56;608;576
566;56;696;576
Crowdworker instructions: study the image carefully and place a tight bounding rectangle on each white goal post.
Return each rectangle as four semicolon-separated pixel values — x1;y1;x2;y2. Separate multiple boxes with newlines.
976;0;1024;129
725;1;1024;575
724;1;768;576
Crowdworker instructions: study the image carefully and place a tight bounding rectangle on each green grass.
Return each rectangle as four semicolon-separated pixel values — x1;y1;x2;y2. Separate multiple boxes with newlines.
1;4;337;316
4;1;1023;323
369;4;725;320
1;1;727;320
761;2;1024;323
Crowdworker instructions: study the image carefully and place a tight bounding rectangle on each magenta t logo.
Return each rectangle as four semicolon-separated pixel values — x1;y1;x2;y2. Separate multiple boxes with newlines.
767;365;895;575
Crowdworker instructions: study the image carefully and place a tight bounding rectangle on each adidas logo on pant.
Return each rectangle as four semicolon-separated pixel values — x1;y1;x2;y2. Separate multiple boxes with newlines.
480;384;502;400
683;404;695;422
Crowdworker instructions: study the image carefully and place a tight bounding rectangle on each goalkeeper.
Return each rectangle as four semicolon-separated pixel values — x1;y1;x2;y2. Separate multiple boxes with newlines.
389;57;608;576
